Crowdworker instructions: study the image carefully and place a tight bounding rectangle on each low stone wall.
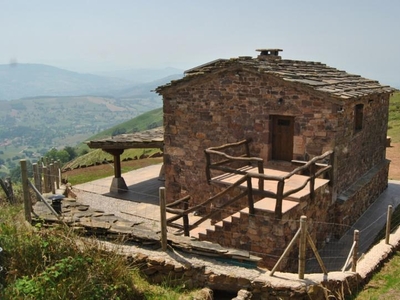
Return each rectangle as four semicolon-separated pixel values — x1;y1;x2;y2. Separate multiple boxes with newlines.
336;160;390;227
99;225;400;299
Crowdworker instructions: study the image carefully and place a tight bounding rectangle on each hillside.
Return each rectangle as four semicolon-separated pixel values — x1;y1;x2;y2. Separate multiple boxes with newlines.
86;107;163;141
75;107;163;154
0;64;133;100
0;63;183;101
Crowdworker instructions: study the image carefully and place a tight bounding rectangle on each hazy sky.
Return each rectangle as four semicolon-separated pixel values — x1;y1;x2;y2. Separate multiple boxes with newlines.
1;0;399;86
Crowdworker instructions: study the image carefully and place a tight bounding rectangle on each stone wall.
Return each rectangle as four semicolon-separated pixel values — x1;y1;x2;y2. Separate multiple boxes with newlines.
335;159;390;227
113;225;400;300
334;93;390;194
162;66;338;206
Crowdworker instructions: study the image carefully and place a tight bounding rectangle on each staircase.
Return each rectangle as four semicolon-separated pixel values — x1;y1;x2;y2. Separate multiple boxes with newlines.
188;161;331;239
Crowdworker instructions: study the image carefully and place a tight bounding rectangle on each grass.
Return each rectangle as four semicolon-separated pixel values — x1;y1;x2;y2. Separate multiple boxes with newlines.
388;92;400;143
0;200;200;299
65;157;163;185
352;252;400;299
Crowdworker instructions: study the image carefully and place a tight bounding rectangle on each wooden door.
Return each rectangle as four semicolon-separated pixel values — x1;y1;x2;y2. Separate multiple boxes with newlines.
271;116;294;161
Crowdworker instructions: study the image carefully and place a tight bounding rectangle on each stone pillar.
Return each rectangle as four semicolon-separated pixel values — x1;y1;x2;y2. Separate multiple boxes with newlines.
106;149;128;193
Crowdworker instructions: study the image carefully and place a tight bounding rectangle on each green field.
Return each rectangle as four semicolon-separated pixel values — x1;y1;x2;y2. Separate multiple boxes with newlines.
388;92;400;142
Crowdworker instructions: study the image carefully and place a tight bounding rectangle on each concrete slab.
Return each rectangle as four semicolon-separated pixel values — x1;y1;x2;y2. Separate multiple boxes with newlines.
74;164;164;204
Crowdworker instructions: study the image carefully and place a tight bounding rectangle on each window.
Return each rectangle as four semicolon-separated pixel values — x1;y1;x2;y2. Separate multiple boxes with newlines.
354;104;364;131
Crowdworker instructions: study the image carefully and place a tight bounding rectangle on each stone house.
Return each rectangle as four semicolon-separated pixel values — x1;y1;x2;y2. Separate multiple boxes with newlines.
156;49;395;267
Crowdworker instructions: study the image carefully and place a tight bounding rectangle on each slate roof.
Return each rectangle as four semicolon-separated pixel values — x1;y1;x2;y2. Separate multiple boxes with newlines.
87;127;164;150
157;52;396;99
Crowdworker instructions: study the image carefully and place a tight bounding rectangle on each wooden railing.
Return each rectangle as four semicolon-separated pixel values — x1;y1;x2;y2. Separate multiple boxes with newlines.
166;174;253;236
247;150;334;218
205;139;265;190
168;148;334;235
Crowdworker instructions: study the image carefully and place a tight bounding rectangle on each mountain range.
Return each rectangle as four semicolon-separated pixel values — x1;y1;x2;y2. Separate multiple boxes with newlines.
0;63;183;100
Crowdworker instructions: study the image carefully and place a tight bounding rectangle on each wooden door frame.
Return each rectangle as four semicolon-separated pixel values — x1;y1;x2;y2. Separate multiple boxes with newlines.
270;115;294;161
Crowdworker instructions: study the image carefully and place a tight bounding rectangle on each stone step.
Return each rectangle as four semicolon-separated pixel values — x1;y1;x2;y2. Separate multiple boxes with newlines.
198;198;299;240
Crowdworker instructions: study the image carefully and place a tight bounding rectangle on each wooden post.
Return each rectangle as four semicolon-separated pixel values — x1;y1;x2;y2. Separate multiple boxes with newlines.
159;187;168;251
275;180;284;219
309;163;316;201
38;160;43;193
20;160;32;223
298;215;307;279
247;176;254;214
270;227;301;276
205;151;211;183
54;160;60;189
257;160;264;191
43;166;49;193
183;199;189;237
32;163;41;202
352;230;359;272
385;205;393;244
50;163;56;194
330;150;338;203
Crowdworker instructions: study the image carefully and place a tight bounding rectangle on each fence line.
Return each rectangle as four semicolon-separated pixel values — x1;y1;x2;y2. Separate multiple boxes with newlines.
17;159;400;276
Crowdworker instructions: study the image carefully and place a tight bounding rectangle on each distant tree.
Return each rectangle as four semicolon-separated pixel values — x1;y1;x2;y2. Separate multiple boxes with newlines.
111;127;126;137
44;148;70;164
79;149;89;156
64;146;77;161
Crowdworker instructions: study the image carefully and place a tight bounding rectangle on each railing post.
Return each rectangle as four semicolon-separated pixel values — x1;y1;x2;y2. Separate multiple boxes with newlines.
257;161;264;191
247;176;254;214
205;151;211;184
309;163;316;200
352;230;359;272
32;163;41;202
43;166;49;193
50;163;56;194
183;199;190;236
54;160;60;189
159;187;168;251
275;180;284;219
38;160;43;193
298;216;307;279
385;205;393;244
20;160;32;223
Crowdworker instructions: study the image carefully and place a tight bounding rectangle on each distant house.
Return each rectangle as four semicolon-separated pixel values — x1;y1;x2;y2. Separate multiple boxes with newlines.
156;49;395;266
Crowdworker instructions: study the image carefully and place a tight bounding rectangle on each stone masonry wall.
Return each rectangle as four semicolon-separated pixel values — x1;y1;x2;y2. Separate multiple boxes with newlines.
162;66;338;205
334;93;390;194
335;159;390;227
122;229;400;300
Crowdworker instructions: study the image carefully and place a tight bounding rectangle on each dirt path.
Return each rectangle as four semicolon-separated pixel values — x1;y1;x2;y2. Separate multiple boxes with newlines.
387;143;400;180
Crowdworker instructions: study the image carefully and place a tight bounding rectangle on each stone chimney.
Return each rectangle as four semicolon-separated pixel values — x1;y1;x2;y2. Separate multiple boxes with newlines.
256;48;282;60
